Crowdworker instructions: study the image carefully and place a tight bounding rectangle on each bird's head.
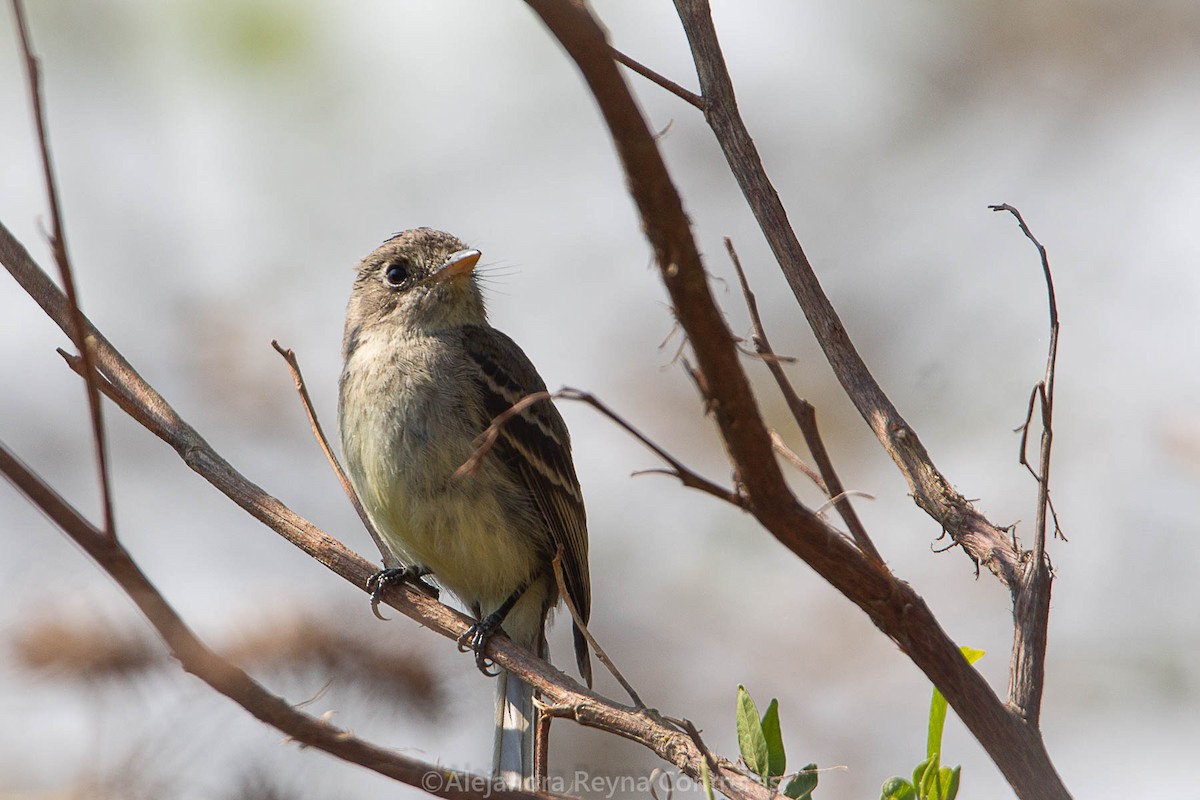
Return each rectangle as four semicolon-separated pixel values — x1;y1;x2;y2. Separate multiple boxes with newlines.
345;228;487;338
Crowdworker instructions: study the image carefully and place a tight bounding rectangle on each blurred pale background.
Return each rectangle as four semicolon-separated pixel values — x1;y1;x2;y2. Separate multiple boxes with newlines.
2;2;1198;798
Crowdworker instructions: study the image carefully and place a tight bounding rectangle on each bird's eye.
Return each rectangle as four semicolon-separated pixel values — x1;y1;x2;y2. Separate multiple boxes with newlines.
384;262;408;286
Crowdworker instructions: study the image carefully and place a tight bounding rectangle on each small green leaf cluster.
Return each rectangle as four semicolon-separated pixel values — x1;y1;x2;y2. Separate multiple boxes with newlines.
735;685;818;800
880;647;984;800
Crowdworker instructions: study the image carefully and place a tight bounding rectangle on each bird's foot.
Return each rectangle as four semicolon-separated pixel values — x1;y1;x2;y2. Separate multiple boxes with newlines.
366;566;439;620
457;609;505;677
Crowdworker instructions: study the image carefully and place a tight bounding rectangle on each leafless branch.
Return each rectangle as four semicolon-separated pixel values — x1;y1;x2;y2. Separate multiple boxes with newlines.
11;0;115;537
271;340;400;572
523;1;1069;797
725;237;883;564
769;430;827;492
457;386;745;508
671;0;1023;588
991;203;1058;728
560;387;746;506
609;46;705;110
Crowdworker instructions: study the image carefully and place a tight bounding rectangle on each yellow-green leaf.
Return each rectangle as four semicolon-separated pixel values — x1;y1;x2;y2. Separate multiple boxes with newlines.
761;698;786;777
928;647;985;760
736;685;769;779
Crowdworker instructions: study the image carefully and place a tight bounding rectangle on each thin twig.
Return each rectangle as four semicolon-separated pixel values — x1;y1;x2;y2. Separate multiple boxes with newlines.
455;391;553;478
457;387;744;508
1015;383;1041;480
609;46;705;110
560;388;744;506
270;341;400;572
676;717;731;796
991;203;1058;728
769;430;827;493
815;490;876;519
1014;385;1066;541
725;237;884;564
12;0;116;538
552;549;644;709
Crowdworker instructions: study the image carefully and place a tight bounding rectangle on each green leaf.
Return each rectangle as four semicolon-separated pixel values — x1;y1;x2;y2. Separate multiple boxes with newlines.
761;698;786;777
736;685;770;780
940;766;961;800
927;647;985;760
783;763;819;799
918;756;941;800
880;777;916;800
912;756;935;797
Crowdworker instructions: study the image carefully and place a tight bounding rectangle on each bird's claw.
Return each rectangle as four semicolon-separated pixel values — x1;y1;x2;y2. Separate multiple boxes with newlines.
366;566;439;620
458;614;503;677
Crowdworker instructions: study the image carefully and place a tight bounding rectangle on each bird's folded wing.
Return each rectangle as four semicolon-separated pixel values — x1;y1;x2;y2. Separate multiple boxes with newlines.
461;325;591;624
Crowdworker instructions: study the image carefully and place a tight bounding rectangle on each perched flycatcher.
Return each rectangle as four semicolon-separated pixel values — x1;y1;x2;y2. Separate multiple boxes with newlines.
338;228;592;788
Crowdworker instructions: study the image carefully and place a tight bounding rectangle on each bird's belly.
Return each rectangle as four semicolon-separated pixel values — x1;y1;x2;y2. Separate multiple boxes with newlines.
379;481;544;609
341;369;542;611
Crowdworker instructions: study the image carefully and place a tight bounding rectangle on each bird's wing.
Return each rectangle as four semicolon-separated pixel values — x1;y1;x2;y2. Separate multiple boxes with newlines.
460;325;591;632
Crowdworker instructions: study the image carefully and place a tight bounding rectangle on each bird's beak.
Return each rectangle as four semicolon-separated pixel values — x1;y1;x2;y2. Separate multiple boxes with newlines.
433;249;482;282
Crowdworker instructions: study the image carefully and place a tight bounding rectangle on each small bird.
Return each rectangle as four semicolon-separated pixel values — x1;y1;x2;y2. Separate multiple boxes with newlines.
337;228;592;788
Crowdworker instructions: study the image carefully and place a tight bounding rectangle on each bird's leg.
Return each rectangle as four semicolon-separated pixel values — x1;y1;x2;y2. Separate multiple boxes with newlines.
458;582;529;676
367;565;440;620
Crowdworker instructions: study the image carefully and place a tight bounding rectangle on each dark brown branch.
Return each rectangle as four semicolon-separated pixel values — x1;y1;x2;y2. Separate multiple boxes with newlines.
991;204;1057;728
725;237;883;565
671;0;1022;588
271;340;400;572
609;46;705;110
0;221;777;800
0;442;551;800
11;0;116;538
523;2;1068;798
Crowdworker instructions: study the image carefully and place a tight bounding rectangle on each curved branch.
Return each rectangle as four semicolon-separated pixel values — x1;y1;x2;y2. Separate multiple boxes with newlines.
521;2;1069;798
670;0;1022;588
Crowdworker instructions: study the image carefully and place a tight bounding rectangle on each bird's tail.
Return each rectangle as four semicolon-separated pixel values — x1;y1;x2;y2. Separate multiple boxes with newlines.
494;666;537;789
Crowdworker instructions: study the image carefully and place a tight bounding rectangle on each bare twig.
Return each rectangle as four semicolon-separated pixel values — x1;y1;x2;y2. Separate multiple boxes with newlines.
271;341;400;572
725;237;884;564
815;490;876;520
454;390;553;478
457;387;744;508
559;388;745;506
0;442;548;800
769;430;827;492
671;0;1023;587
609;46;705;110
991;203;1058;728
552;549;644;709
11;0;115;538
676;717;734;797
1015;385;1065;540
